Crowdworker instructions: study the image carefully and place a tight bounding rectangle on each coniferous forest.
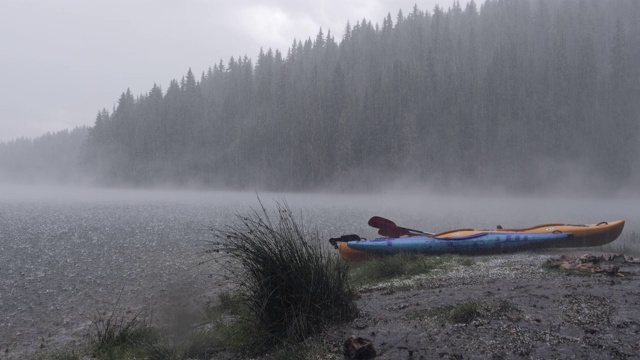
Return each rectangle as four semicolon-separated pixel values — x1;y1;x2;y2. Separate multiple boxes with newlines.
0;127;87;184
2;0;640;192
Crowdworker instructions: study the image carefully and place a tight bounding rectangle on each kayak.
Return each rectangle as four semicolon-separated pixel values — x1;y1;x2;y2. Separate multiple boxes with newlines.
332;220;625;262
436;220;626;248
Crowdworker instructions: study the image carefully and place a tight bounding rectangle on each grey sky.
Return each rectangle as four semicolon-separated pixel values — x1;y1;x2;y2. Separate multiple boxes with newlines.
0;0;453;142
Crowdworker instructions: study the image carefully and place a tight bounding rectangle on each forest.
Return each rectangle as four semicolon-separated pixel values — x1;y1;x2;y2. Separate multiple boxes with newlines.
1;0;639;192
0;127;87;184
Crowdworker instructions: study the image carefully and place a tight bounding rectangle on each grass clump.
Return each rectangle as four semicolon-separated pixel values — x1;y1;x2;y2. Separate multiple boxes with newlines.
210;201;358;354
89;293;221;360
40;298;217;359
89;307;155;359
90;309;151;347
33;350;82;360
447;301;483;324
412;301;483;324
411;300;519;324
142;330;217;360
349;253;476;286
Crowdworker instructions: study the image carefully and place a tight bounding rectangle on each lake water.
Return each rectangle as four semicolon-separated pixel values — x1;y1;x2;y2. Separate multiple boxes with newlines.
0;186;638;358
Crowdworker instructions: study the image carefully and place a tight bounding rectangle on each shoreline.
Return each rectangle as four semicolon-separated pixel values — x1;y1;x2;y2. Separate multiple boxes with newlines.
8;250;640;359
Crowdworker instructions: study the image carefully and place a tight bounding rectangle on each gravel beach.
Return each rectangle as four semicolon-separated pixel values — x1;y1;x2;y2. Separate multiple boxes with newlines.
326;251;640;359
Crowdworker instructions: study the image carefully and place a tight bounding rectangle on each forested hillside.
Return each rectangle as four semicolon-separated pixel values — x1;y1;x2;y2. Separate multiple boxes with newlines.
0;127;88;184
15;0;640;191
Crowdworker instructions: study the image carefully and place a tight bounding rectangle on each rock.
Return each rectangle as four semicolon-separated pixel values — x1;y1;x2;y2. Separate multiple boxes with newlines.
559;261;573;270
596;264;619;275
547;253;629;276
579;254;597;264
344;335;376;359
600;253;626;263
624;256;640;264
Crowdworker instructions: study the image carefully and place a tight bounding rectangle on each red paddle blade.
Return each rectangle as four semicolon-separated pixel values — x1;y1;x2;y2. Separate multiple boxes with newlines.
368;216;398;229
378;227;410;238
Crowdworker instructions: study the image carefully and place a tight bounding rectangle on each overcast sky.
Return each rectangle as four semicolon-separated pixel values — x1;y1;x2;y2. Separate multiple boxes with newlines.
0;0;454;142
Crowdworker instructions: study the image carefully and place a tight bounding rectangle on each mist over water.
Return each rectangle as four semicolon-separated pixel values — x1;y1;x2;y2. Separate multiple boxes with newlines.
0;185;638;357
1;184;638;236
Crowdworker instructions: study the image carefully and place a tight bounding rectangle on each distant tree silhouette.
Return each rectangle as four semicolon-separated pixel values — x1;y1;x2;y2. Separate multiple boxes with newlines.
7;0;638;192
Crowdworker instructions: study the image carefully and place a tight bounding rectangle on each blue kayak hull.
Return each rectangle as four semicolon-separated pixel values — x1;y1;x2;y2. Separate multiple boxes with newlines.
346;232;574;255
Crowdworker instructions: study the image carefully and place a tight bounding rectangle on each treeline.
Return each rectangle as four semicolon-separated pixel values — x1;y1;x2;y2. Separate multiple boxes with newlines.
27;0;640;191
0;127;88;184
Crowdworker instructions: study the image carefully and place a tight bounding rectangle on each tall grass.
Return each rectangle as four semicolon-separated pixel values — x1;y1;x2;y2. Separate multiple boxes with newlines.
211;201;358;350
88;287;155;359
